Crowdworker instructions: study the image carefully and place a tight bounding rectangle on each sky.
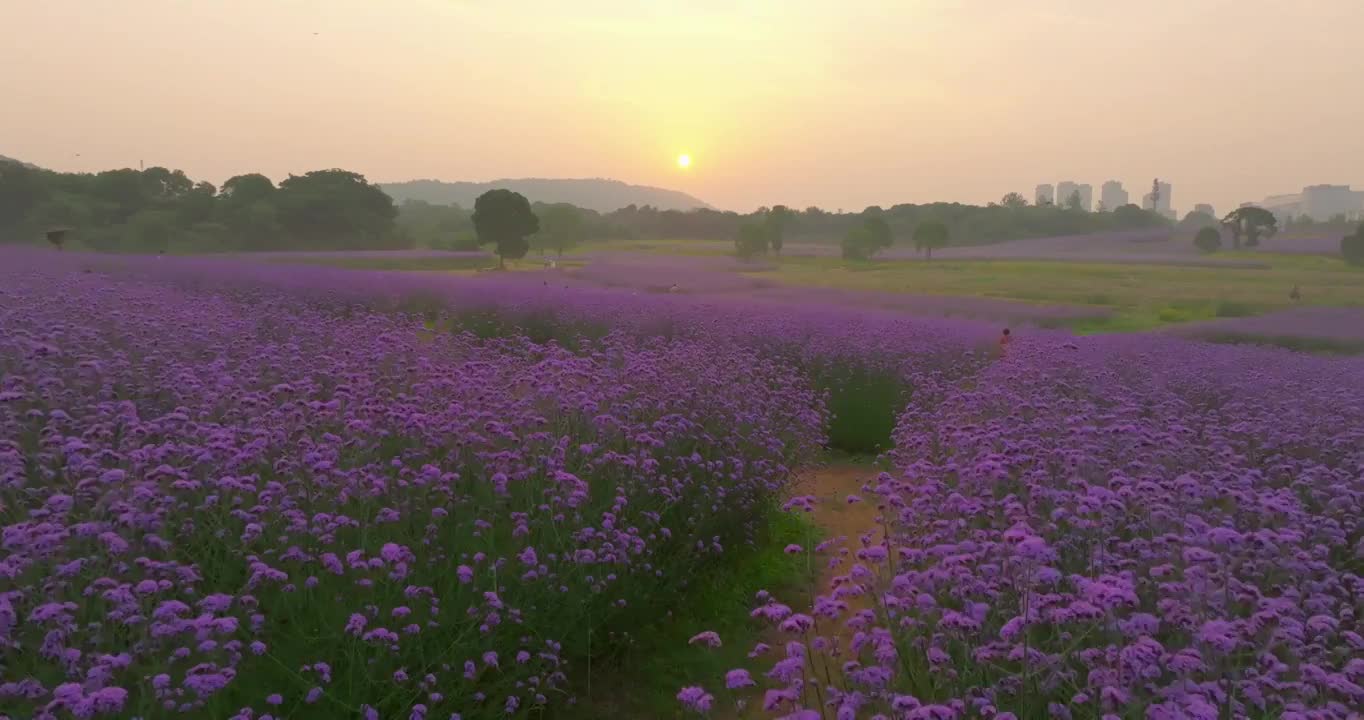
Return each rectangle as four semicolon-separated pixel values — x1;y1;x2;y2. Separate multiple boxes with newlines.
3;0;1362;214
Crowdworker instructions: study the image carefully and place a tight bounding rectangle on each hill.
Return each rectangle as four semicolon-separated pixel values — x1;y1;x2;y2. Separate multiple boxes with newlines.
380;177;713;212
0;154;40;169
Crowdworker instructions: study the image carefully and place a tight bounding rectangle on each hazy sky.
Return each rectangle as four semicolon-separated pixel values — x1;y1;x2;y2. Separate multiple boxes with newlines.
3;0;1362;213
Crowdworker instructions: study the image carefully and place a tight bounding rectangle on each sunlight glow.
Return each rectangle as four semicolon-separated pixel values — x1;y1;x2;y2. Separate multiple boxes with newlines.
676;153;692;169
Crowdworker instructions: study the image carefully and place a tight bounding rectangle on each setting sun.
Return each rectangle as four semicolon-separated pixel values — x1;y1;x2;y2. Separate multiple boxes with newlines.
676;153;692;169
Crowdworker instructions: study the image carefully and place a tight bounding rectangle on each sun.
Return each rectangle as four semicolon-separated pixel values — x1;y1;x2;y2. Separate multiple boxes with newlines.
676;153;692;169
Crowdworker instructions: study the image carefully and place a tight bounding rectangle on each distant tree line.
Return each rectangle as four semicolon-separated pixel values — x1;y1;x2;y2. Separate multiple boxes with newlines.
0;160;401;253
3;159;1174;254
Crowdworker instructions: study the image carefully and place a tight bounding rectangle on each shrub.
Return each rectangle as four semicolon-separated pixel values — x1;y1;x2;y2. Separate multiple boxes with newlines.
1193;225;1222;253
1343;222;1364;266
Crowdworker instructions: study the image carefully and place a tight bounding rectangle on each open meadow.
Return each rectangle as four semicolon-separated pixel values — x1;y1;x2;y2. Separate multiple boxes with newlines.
3;244;1363;720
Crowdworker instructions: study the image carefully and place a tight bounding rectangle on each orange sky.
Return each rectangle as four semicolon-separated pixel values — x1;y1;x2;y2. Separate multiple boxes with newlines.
3;0;1361;213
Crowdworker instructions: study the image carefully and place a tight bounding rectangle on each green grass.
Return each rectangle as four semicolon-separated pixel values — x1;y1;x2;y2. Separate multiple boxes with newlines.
817;365;908;454
563;509;820;719
754;253;1364;332
1191;332;1364;355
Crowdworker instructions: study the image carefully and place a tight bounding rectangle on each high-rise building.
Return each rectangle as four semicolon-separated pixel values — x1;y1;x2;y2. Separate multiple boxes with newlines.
1076;184;1094;212
1301;185;1362;221
1100;181;1128;211
1143;181;1174;219
1193;203;1216;218
1035;184;1054;206
1056;181;1080;208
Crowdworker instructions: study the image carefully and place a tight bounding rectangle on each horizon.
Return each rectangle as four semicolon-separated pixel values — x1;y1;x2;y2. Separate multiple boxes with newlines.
3;0;1362;213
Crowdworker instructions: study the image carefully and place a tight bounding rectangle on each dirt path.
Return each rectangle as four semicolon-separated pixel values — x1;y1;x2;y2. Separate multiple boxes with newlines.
716;461;885;719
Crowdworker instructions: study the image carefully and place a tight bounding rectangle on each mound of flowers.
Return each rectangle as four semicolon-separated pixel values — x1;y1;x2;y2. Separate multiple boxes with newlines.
0;260;824;718
695;338;1364;718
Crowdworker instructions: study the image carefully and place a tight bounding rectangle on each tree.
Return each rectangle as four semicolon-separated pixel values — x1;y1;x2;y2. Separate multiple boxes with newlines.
472;189;539;268
1064;190;1083;211
735;222;768;260
1179;210;1217;232
841;216;893;260
1113;203;1165;229
1342;223;1364;267
1193;226;1222;254
765;205;792;255
912;220;950;260
277;170;398;250
841;226;873;260
1000;192;1028;209
534;203;586;257
1221;207;1277;250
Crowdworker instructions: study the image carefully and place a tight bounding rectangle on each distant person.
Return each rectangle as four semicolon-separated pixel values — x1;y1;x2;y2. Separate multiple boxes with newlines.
998;328;1012;354
1289;285;1301;302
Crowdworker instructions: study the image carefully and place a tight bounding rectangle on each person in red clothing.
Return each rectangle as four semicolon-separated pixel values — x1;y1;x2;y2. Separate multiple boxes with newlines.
998;327;1012;354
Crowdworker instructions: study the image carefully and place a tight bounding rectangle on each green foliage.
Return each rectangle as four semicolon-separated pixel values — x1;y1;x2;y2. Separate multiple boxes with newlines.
765;205;792;255
735;221;769;260
840;215;892;261
395;200;473;250
1112;203;1165;229
563;510;818;718
1222;206;1278;249
0;160;405;253
472;189;539;266
1193;226;1222;254
912;219;950;260
1214;300;1257;318
275;170;398;250
999;192;1028;209
1064;191;1084;211
816;364;907;453
1180;210;1217;232
1342;223;1364;267
533;203;587;256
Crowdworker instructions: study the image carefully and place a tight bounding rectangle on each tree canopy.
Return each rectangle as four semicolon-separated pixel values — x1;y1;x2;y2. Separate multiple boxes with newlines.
1221;207;1277;250
912;220;950;260
0;160;401;252
1193;226;1222;254
472;189;539;267
841;215;893;260
533;203;587;257
735;222;769;260
1343;223;1364;267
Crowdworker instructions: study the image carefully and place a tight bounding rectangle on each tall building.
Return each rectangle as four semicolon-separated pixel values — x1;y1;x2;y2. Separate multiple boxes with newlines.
1056;181;1080;208
1143;181;1174;219
1076;184;1094;212
1100;181;1128;211
1035;184;1054;206
1193;203;1216;218
1301;185;1362;221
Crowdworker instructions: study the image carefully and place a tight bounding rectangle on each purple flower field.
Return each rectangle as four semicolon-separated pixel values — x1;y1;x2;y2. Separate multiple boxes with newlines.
1171;307;1364;350
3;247;1363;719
691;338;1364;718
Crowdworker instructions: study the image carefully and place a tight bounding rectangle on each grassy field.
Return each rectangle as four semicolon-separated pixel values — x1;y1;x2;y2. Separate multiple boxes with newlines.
747;252;1364;332
258;240;1364;334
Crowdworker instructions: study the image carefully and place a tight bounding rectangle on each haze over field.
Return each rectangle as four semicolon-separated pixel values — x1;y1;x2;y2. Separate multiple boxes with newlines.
4;0;1363;212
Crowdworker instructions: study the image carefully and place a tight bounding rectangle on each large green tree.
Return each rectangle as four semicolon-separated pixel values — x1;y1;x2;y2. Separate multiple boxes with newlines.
735;221;768;260
1221;206;1277;249
534;203;587;257
276;170;397;250
912;220;950;260
473;189;539;268
765;205;792;255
